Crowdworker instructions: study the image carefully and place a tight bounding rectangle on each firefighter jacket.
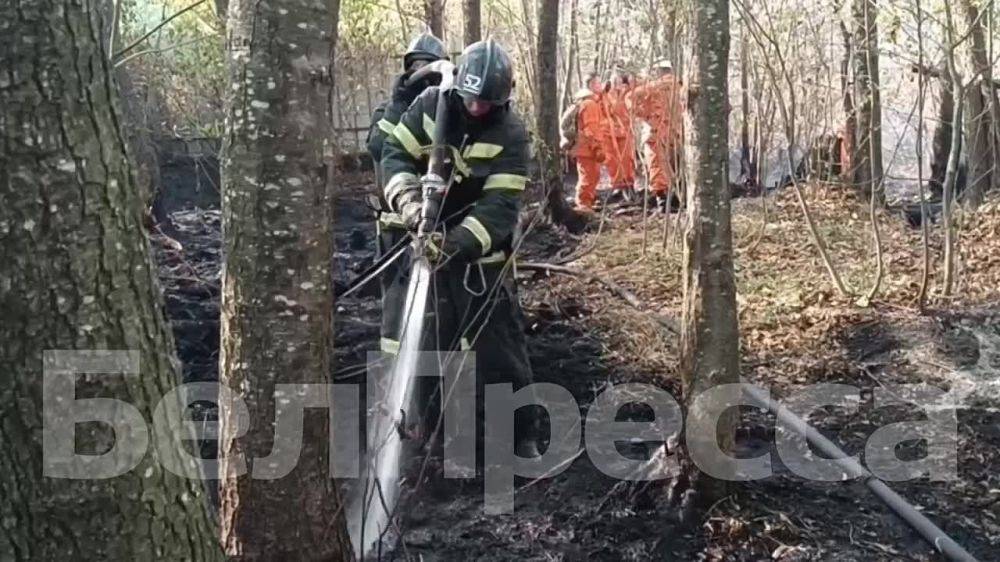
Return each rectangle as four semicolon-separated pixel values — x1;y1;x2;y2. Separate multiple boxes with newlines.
627;74;683;141
380;87;530;261
575;91;608;161
367;71;438;163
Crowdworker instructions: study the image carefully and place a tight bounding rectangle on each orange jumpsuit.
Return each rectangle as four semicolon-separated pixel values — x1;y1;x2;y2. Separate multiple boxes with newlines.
602;84;636;190
628;75;682;196
574;92;608;209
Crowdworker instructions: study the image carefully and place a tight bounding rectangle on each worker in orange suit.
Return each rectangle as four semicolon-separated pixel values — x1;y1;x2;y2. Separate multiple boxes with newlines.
627;59;683;210
602;70;637;204
562;73;608;212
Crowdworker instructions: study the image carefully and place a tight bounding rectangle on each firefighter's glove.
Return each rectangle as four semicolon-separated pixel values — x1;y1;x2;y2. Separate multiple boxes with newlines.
422;232;449;264
400;201;423;232
394;72;441;105
423;231;479;265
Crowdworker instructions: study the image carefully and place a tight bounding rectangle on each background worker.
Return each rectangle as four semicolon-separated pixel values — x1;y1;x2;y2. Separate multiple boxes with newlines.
564;73;609;212
602;68;637;205
627;59;683;210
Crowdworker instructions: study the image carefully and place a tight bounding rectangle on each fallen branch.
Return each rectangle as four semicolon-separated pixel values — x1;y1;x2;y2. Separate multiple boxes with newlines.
519;261;678;332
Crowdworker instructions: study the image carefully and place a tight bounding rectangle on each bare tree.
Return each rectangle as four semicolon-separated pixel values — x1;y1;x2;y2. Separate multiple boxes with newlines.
0;1;223;559
426;0;445;38
850;0;884;204
929;78;957;200
915;0;931;310
839;18;856;184
218;0;353;558
536;0;572;225
958;0;996;209
678;0;740;508
942;0;966;297
464;0;481;45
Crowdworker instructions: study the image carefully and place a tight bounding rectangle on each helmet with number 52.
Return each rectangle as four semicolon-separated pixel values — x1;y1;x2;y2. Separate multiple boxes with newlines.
454;39;514;117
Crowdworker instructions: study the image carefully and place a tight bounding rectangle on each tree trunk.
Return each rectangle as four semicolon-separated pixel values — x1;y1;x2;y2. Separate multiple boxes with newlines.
536;0;571;224
942;1;965;297
0;1;223;559
680;0;739;504
958;0;994;208
839;19;857;184
218;0;353;559
561;0;578;109
850;0;884;204
739;23;756;189
425;0;445;39
929;80;957;200
464;0;481;45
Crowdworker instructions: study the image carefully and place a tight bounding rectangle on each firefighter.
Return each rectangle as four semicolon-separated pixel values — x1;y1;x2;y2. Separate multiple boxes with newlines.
367;32;448;170
602;70;637;204
570;73;610;212
365;32;447;350
628;59;683;210
380;39;540;457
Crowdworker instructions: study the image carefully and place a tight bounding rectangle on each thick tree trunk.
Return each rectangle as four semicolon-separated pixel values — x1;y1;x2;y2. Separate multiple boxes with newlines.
958;0;994;208
680;0;739;504
218;0;352;559
464;0;481;45
850;0;884;204
425;0;445;39
536;0;571;224
930;80;957;200
0;1;222;559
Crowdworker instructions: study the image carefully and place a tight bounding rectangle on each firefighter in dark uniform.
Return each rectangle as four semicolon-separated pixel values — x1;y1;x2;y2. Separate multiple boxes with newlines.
367;32;448;170
366;32;447;353
380;39;540;456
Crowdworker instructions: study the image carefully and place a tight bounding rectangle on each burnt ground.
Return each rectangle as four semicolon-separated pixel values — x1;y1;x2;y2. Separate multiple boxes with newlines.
151;156;999;560
328;174;1000;561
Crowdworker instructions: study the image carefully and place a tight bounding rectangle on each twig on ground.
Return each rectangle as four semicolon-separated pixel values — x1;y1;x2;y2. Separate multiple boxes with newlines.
520;261;680;333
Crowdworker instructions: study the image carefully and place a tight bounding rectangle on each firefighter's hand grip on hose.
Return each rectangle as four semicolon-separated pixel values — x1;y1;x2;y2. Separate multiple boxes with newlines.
417;172;447;238
400;200;422;232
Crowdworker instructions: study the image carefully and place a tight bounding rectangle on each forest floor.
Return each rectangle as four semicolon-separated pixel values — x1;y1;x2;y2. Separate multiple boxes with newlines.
153;165;1000;560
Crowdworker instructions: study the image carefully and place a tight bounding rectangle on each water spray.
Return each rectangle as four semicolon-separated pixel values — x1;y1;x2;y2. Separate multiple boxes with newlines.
348;60;457;559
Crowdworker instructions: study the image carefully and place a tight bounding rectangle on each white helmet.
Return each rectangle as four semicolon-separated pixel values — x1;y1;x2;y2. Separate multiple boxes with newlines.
653;59;673;72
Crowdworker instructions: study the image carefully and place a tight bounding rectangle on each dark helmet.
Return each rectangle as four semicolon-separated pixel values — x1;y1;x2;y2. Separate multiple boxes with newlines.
454;39;514;105
404;33;447;69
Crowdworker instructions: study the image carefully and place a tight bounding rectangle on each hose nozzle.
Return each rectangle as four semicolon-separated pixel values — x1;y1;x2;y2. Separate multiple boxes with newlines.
418;173;447;237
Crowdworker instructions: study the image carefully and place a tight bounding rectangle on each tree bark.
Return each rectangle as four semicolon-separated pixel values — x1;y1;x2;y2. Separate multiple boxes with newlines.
0;1;223;559
536;0;571;224
839;18;857;184
850;0;884;204
464;0;481;45
739;23;756;188
561;0;579;108
218;0;352;559
425;0;445;39
680;0;739;504
958;0;994;208
942;0;965;297
929;80;956;200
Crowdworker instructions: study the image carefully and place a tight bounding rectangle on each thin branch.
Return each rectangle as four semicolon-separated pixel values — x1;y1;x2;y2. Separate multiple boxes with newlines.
113;0;209;61
114;35;214;68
